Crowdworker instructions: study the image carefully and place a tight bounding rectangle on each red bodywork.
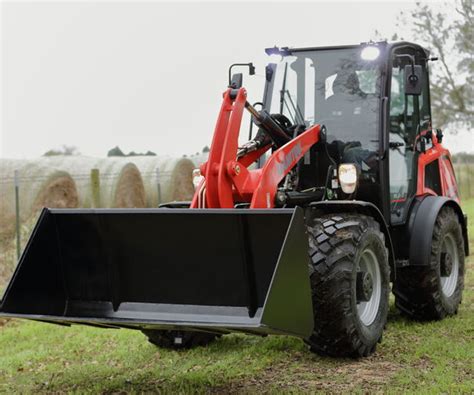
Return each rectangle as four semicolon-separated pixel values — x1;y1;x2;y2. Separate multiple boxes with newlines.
191;88;321;209
191;87;457;210
416;130;460;203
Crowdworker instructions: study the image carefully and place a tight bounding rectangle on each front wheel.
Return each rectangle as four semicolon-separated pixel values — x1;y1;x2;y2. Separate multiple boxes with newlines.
306;214;390;358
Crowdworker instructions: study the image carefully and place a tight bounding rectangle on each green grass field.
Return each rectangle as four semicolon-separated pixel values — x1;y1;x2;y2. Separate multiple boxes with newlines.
454;163;474;201
0;201;473;393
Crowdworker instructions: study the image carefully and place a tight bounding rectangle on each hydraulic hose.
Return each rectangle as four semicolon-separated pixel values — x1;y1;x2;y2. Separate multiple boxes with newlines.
245;102;291;148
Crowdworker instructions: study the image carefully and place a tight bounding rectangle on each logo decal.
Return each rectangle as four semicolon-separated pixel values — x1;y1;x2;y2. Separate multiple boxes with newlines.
276;143;303;176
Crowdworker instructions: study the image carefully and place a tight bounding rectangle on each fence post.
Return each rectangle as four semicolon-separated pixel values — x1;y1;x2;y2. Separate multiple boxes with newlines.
14;170;21;260
455;162;463;200
465;160;472;199
156;167;162;206
91;168;101;208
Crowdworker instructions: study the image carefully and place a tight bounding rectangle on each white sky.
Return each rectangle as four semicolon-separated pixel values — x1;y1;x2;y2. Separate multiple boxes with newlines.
1;0;469;159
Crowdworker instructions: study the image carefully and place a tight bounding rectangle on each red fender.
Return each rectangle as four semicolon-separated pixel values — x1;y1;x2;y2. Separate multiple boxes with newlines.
416;130;460;203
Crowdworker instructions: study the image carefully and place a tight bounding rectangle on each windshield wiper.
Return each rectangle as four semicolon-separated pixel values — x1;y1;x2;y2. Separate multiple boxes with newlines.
279;62;305;126
282;90;305;126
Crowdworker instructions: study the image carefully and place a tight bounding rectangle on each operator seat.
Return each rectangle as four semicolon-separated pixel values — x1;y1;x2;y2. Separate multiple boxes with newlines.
324;71;369;162
325;71;378;175
331;71;367;100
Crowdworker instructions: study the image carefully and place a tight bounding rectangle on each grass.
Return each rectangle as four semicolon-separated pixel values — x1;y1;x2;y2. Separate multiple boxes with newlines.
453;162;474;201
0;201;473;393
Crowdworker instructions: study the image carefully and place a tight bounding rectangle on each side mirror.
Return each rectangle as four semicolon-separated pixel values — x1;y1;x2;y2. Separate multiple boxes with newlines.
404;64;423;95
229;73;243;89
228;63;255;87
436;128;443;143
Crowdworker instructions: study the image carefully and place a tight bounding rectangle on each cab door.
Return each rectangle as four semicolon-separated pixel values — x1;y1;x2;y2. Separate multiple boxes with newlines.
388;48;431;225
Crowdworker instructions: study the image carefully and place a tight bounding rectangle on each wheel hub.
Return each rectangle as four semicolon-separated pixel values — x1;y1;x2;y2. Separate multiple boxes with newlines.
356;271;373;302
440;233;460;297
357;248;382;326
440;252;453;277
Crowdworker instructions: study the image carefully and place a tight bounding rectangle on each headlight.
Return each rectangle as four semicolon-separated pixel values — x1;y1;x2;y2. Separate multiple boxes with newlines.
338;164;358;194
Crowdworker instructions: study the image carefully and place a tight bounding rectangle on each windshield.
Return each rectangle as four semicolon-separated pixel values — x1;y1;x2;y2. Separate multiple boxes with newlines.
265;47;382;156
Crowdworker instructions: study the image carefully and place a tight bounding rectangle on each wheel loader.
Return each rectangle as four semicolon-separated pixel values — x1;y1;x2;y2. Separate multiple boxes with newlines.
0;41;468;358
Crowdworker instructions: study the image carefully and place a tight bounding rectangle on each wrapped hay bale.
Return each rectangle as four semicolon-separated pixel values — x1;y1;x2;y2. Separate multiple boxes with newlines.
0;157;145;293
106;162;146;208
40;156;146;208
0;159;79;239
130;156;195;206
189;153;209;168
40;156;99;207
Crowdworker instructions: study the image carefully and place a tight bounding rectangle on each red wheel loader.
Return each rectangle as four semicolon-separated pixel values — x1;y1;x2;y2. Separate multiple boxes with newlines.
0;41;468;357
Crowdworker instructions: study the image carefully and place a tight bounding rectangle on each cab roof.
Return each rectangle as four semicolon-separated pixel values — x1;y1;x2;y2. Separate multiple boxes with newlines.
265;41;430;58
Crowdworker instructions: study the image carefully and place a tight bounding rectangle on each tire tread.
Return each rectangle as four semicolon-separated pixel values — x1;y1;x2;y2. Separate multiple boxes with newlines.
393;206;465;320
307;213;389;358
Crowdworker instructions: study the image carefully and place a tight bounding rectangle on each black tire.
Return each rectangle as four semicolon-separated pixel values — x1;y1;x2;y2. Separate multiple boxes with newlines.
142;329;219;350
393;206;465;320
306;213;390;358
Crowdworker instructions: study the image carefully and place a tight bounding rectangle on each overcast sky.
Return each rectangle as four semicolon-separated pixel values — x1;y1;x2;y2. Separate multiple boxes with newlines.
1;0;468;159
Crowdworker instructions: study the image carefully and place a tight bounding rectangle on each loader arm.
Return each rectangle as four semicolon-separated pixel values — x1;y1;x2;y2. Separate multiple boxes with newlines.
0;85;315;342
191;87;321;209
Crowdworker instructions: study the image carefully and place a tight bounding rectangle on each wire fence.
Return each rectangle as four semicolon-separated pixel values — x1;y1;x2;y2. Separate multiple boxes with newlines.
0;170;177;184
0;161;201;294
453;162;474;201
1;160;473;264
0;166;190;257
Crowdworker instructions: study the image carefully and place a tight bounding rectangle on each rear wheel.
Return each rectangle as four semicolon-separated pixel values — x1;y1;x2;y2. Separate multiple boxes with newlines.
142;329;219;350
393;207;465;320
306;213;390;358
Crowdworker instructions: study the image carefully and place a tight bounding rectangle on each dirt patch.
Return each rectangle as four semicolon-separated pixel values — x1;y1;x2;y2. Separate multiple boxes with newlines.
211;355;402;394
0;318;13;328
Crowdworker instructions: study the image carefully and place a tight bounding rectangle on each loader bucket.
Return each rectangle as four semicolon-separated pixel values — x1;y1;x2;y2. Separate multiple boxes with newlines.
0;207;313;338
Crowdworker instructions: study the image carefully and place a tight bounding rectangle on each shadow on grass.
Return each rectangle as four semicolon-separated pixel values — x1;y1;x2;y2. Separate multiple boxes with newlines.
30;335;358;393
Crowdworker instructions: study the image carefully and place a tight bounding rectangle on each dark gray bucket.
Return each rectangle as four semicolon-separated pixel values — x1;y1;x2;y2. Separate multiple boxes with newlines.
0;207;313;338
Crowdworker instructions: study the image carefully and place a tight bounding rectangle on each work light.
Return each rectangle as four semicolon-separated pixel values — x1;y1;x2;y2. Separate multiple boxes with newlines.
361;45;380;61
338;163;358;194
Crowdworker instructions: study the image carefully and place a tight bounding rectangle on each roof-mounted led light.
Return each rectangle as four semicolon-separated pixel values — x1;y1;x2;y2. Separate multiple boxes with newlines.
361;46;380;61
264;46;292;57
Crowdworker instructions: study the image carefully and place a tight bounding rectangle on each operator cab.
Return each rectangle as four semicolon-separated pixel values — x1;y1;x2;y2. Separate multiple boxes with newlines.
260;41;433;226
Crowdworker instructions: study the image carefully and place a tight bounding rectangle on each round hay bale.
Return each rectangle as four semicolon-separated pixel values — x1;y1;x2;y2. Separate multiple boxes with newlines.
40;156;146;208
167;158;196;202
130;156;195;206
0;159;78;239
111;162;146;208
40;156;100;207
33;175;79;211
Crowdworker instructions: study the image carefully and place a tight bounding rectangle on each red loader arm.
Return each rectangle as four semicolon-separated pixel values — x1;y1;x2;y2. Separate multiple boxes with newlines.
191;88;321;209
